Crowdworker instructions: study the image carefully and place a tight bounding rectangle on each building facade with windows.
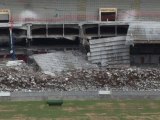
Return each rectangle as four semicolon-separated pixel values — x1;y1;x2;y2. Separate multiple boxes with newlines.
0;0;160;66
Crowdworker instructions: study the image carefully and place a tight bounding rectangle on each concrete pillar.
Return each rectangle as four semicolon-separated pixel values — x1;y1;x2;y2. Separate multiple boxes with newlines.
27;24;32;39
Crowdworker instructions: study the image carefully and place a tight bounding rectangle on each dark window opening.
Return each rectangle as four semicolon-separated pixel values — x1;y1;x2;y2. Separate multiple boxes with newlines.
100;26;115;35
0;28;9;35
13;29;27;36
130;44;160;55
48;28;63;35
85;27;98;35
83;24;98;35
14;38;27;47
117;25;129;35
0;20;9;23
31;38;80;47
101;12;116;21
130;44;160;65
64;28;79;35
32;28;46;36
0;28;10;48
31;25;46;36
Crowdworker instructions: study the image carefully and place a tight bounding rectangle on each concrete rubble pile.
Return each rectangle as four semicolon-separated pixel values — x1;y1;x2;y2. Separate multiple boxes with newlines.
0;63;160;91
0;63;50;91
32;51;97;73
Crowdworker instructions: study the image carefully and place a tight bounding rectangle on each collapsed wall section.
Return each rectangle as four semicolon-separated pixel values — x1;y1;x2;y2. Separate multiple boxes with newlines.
32;51;97;73
88;36;130;67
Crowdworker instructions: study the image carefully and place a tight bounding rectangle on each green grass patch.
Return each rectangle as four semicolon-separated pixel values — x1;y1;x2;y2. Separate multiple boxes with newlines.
0;100;160;120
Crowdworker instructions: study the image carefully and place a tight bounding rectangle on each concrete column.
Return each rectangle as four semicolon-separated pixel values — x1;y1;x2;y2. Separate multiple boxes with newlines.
115;25;117;36
27;24;32;39
63;24;64;37
46;24;48;37
98;24;100;38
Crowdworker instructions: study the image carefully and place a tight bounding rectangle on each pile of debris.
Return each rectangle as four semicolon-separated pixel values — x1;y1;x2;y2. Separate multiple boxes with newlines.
51;68;160;91
0;62;160;91
31;51;97;73
0;62;49;91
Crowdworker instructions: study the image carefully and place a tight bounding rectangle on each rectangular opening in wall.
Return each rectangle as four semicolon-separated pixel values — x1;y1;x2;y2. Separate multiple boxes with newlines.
130;44;160;65
100;25;115;36
99;8;117;21
0;9;10;23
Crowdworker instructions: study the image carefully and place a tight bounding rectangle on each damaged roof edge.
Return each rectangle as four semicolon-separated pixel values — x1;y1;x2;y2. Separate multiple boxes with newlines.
126;21;160;44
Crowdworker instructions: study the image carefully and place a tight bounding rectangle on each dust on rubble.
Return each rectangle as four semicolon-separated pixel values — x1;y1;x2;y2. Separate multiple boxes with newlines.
0;60;160;92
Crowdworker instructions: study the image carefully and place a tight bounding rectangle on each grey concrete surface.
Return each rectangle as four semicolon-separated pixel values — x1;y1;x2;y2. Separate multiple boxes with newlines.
88;36;130;66
1;90;160;101
1;0;160;22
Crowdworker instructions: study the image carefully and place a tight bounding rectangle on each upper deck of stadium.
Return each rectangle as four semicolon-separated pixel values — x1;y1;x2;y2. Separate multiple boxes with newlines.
0;0;159;23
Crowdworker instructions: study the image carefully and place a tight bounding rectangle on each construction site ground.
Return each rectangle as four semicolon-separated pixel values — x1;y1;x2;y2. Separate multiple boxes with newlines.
0;51;160;92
